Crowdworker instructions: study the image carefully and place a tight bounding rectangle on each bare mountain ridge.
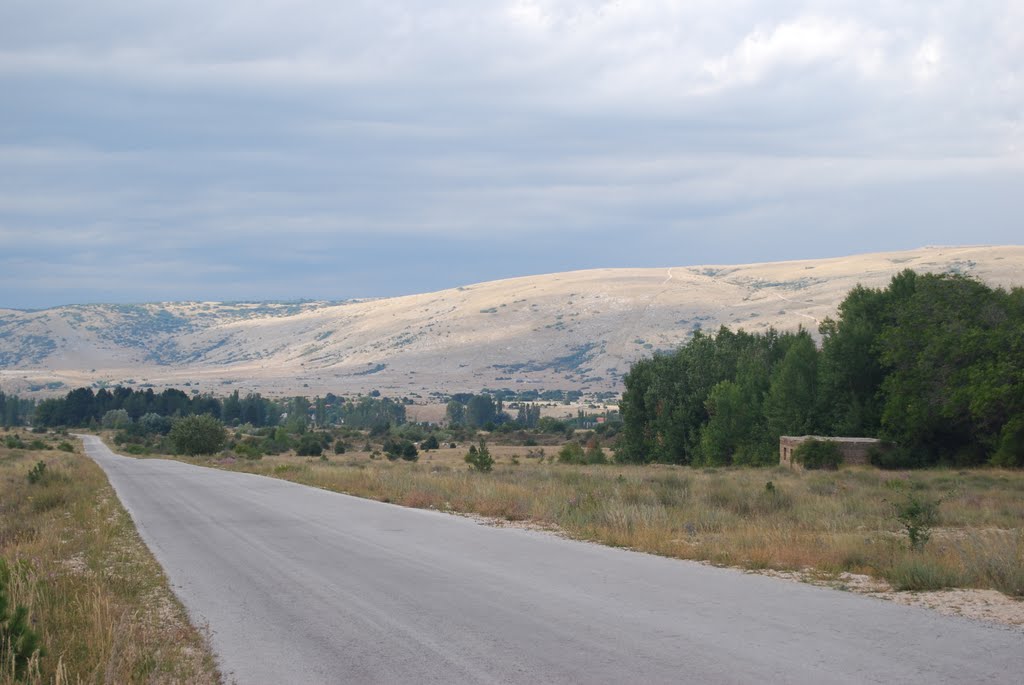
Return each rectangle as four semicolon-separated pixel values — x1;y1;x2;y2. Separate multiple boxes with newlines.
2;246;1022;398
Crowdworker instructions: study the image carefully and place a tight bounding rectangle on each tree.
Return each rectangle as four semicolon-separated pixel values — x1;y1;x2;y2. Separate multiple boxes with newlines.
464;439;494;472
764;331;819;440
101;408;132;430
169;415;226;456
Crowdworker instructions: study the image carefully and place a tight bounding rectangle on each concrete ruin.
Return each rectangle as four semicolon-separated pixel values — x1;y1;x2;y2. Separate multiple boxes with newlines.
779;435;882;469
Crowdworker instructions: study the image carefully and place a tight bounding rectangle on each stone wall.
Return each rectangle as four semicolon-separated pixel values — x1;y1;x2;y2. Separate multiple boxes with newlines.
779;436;881;469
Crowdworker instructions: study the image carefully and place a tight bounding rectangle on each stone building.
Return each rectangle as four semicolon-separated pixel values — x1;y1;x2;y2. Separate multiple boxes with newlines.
779;435;881;469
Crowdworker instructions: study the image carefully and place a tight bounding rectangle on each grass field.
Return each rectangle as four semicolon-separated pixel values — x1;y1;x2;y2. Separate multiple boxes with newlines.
1;429;219;684
155;441;1024;600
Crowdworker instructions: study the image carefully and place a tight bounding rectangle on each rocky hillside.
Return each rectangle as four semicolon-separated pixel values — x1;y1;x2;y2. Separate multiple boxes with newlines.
2;246;1022;399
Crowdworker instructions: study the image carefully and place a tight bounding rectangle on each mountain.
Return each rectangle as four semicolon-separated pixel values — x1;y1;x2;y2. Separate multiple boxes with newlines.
2;246;1022;400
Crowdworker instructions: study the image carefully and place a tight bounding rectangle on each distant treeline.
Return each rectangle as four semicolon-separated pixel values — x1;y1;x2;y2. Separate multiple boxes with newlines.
618;270;1024;468
0;390;34;427
26;387;407;431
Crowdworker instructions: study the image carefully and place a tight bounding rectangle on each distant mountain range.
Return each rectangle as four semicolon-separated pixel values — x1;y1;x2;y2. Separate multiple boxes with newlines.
2;246;1022;401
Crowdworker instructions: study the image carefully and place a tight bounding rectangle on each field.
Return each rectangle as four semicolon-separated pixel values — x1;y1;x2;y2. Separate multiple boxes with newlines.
0;429;219;684
181;443;1024;605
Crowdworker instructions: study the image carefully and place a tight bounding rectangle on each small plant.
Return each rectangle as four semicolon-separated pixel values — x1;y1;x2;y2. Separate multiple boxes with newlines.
1;557;45;679
793;439;841;470
465;439;494;472
4;435;24;450
57;441;74;453
895;491;941;551
26;461;47;485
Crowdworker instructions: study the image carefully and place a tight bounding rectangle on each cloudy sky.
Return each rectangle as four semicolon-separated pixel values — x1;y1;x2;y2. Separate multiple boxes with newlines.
2;1;1021;308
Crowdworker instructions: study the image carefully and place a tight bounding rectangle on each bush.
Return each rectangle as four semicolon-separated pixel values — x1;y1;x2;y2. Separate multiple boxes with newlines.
26;461;46;484
421;435;439;451
465;439;494;472
296;434;323;457
584;440;608;465
333;440;347;454
0;557;45;678
57;441;74;453
895;491;941;551
871;443;929;469
400;441;419;461
793;439;841;470
169;415;227;456
558;442;586;465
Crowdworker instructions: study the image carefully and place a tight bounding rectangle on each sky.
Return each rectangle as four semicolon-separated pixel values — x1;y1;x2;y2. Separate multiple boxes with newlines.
2;1;1022;309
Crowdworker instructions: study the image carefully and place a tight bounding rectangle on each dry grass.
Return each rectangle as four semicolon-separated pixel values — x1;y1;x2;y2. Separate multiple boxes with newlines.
196;445;1024;598
1;429;219;684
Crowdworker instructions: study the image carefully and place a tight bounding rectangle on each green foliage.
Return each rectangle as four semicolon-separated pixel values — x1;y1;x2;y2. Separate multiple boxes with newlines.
620;270;1024;468
558;442;586;464
465;439;494;472
1;557;45;678
169;415;226;456
584;439;608;465
793;439;841;470
4;435;24;450
894;491;942;551
26;461;47;484
101;408;131;430
383;438;418;462
333;440;347;455
764;332;818;439
421;435;439;451
992;416;1024;467
56;441;74;453
295;433;323;457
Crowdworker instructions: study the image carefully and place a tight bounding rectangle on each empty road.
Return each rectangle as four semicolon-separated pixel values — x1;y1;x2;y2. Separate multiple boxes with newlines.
79;435;1022;684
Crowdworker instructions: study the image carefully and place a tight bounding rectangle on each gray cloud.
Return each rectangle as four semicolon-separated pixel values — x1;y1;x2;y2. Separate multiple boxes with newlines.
1;1;1021;307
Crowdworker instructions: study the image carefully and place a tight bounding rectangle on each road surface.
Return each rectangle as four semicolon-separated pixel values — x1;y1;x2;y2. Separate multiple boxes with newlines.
78;435;1022;684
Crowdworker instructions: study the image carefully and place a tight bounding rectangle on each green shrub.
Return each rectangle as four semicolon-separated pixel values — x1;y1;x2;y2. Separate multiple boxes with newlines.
558;442;586;464
0;557;45;678
26;461;46;485
584;440;608;465
4;435;24;450
169;415;226;456
56;441;74;453
793;439;841;470
894;491;941;551
333;440;347;455
421;435;439;451
465;439;494;472
295;434;323;457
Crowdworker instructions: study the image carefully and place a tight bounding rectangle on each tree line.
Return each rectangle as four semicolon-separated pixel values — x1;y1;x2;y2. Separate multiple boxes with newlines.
618;270;1024;468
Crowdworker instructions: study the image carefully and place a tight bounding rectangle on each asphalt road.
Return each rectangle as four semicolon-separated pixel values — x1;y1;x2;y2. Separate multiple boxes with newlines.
79;435;1022;684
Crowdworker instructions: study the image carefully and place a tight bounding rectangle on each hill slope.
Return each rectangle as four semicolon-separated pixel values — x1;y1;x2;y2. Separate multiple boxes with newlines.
2;246;1022;398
